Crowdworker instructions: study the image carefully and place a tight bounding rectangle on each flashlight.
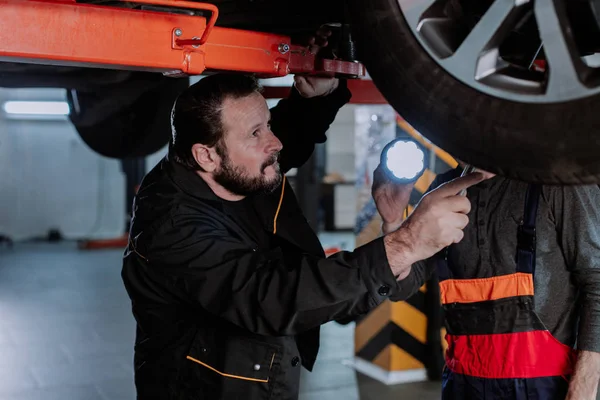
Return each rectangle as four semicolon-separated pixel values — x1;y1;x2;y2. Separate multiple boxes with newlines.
381;138;426;182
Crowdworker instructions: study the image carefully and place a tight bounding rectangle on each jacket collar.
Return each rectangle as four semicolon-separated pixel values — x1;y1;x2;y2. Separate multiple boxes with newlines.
164;154;223;204
163;155;322;256
164;155;283;233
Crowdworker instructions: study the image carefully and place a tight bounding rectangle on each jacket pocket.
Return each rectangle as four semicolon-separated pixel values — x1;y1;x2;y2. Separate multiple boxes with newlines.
180;333;281;399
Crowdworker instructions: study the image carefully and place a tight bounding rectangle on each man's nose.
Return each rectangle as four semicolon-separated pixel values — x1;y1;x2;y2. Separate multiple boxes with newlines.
266;131;283;153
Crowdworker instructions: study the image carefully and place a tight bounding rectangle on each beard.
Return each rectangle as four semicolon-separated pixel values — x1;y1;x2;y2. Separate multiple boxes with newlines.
213;150;283;196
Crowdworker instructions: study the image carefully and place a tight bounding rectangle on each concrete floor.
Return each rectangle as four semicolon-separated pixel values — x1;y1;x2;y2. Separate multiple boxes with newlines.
0;241;441;400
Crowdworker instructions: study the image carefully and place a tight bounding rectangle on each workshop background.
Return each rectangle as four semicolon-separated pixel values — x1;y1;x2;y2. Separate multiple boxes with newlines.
0;75;571;400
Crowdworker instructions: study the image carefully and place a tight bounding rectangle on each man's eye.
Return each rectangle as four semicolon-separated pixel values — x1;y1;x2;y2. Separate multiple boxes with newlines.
252;130;259;137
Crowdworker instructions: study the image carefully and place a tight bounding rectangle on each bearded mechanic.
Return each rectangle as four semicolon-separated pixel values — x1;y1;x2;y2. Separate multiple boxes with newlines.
372;159;600;400
120;34;484;400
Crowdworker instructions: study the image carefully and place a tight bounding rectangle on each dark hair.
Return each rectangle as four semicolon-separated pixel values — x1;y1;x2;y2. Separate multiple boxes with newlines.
169;73;263;170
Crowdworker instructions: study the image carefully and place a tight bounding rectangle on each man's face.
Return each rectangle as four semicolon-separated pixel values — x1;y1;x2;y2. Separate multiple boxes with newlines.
213;92;283;196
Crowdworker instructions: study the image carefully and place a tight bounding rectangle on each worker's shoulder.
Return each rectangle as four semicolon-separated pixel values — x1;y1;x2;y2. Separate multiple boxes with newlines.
130;196;224;258
139;165;178;197
134;159;184;216
131;159;222;234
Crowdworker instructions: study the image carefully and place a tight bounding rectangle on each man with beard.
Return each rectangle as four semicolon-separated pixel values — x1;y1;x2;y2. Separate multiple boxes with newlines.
121;66;484;398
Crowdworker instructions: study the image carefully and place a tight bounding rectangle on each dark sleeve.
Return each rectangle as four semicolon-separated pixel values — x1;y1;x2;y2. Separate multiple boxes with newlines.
137;212;405;336
268;80;352;173
390;260;436;302
550;184;600;353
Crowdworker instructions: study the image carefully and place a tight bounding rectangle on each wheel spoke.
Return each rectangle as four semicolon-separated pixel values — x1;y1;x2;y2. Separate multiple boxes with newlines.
397;0;600;102
534;0;586;97
443;0;526;80
398;0;440;31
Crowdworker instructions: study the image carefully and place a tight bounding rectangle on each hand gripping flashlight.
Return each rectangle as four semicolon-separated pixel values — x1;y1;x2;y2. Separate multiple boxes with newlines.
380;138;426;183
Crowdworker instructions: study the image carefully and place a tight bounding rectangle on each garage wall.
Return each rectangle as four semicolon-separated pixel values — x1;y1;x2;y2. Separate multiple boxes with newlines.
0;88;127;241
326;105;356;182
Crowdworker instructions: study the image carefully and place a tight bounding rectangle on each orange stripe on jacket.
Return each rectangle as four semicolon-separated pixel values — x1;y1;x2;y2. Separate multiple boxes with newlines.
186;356;270;383
440;273;534;304
273;175;286;234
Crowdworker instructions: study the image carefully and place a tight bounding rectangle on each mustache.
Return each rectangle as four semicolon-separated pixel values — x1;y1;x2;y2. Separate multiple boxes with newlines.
261;152;280;171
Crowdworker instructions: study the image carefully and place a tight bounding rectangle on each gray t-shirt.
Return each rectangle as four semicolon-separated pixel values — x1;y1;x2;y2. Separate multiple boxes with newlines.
401;171;600;352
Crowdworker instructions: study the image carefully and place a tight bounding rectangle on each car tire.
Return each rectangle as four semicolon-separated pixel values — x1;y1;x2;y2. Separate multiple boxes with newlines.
348;0;600;184
67;73;189;159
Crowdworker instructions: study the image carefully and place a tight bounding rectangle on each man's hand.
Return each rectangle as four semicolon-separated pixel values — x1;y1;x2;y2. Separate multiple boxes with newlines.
383;172;485;278
294;27;340;98
566;350;600;400
372;164;416;234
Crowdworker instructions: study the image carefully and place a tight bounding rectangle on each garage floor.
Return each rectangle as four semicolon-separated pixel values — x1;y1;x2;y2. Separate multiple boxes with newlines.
0;241;441;400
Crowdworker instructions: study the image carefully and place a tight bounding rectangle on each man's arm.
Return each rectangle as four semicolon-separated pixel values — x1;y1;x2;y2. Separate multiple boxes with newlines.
132;210;404;337
268;79;351;173
126;172;481;337
551;185;600;399
566;351;600;400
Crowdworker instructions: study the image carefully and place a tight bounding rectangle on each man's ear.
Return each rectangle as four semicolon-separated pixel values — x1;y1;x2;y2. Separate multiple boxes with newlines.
191;143;219;172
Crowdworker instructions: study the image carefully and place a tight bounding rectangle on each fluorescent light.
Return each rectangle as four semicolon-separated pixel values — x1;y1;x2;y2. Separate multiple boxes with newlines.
3;101;70;115
259;75;295;87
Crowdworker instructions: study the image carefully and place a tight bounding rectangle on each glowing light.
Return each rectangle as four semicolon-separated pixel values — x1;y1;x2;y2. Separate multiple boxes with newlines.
383;139;425;181
3;101;70;115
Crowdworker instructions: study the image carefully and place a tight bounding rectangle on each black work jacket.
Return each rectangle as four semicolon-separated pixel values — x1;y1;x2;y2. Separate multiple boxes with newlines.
121;82;408;400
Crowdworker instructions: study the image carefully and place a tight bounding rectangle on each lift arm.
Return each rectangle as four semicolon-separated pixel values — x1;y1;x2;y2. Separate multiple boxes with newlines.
0;0;365;78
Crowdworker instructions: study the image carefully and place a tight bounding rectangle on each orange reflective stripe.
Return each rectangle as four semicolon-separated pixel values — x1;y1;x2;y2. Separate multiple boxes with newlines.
273;175;286;234
186;356;269;383
440;273;534;304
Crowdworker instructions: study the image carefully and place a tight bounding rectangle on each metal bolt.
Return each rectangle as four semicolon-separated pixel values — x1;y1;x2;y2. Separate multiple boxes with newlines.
174;28;183;37
278;43;290;54
253;364;261;371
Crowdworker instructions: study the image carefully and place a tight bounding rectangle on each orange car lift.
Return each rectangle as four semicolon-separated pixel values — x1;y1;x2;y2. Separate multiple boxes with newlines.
0;0;366;78
0;0;387;249
1;0;387;101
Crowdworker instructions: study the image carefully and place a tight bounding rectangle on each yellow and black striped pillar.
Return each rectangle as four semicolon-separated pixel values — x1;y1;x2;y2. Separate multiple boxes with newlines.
353;114;457;384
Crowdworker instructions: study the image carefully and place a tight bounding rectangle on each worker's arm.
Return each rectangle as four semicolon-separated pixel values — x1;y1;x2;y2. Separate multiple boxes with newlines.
267;27;350;173
551;185;600;399
135;209;406;337
269;78;351;173
567;351;600;400
388;259;436;301
133;173;482;337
